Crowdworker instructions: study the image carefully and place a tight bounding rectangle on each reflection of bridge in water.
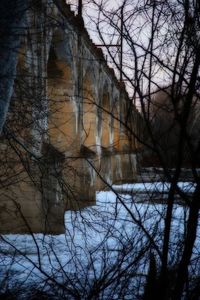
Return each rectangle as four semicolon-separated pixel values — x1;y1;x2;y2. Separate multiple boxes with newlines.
0;0;143;234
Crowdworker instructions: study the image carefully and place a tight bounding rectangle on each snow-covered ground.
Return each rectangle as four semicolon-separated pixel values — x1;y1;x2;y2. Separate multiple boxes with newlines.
0;182;199;298
112;181;196;193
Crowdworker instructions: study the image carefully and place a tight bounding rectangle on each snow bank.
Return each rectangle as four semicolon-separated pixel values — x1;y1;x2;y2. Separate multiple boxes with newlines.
112;181;196;193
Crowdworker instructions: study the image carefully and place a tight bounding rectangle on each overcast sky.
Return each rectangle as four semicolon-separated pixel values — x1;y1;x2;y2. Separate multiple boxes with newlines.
65;1;175;104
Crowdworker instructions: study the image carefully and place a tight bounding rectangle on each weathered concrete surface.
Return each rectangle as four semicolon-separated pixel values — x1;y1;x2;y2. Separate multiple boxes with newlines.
0;0;143;233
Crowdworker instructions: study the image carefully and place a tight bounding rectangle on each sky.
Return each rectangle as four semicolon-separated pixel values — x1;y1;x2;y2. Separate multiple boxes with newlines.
66;0;140;99
65;0;179;105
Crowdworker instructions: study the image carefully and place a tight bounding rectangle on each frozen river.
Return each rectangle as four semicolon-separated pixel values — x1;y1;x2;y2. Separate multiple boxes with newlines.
0;182;199;299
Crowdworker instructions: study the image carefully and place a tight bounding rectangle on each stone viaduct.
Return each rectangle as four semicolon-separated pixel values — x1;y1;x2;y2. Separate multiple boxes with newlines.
0;0;143;233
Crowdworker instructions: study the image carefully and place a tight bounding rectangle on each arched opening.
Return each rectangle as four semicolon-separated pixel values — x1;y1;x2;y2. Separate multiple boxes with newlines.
119;97;130;152
112;98;120;151
81;72;97;153
47;30;78;154
100;89;111;149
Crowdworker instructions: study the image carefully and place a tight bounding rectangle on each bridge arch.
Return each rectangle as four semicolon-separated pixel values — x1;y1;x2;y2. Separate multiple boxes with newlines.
95;81;111;150
111;96;120;151
47;29;79;154
81;69;98;153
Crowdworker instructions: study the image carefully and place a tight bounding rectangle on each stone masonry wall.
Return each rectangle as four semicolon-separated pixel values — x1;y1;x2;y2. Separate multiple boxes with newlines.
0;0;143;233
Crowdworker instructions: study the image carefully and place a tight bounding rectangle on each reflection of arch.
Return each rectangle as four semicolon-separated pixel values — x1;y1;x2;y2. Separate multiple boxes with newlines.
47;29;78;153
82;72;97;152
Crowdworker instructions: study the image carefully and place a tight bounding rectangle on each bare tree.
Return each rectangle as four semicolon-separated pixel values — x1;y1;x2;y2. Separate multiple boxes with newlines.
0;0;200;300
83;0;200;299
